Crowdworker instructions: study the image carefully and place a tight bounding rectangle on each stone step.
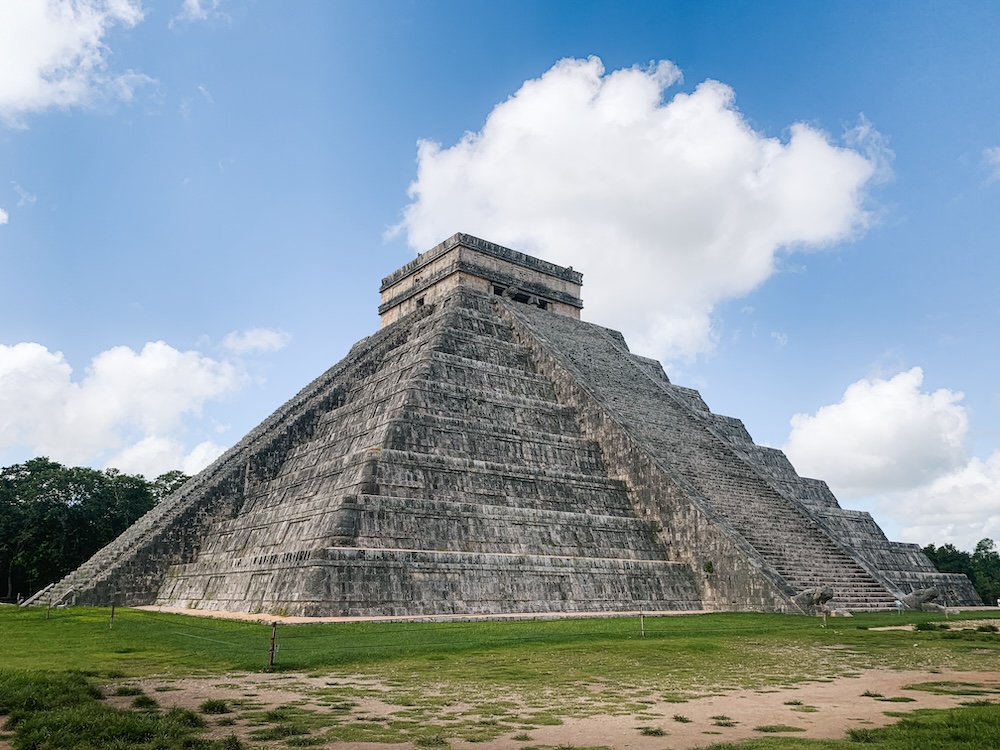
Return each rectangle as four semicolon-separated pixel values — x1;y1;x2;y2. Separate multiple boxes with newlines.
346;494;667;559
154;547;704;618
438;301;522;343
434;326;536;371
195;492;661;559
426;350;556;400
368;448;632;511
384;412;606;472
504;302;899;610
403;379;582;434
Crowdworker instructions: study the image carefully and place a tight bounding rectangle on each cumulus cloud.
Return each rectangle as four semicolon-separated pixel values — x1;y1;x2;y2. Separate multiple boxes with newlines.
784;367;968;496
0;340;243;476
984;147;1000;182
0;207;7;225
104;436;226;477
0;0;150;125
894;451;1000;549
782;366;1000;550
221;327;291;354
394;56;885;360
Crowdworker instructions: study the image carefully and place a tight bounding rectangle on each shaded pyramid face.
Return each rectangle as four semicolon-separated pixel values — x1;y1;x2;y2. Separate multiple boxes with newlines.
37;234;981;615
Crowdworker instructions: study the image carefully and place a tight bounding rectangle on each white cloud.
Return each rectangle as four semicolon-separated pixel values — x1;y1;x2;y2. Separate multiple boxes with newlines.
784;367;968;496
0;207;7;225
845;113;895;185
12;182;36;207
221;327;291;354
104;436;226;478
172;0;225;26
394;56;885;361
0;0;150;126
894;451;1000;550
782;366;1000;550
984;147;1000;182
0;340;242;475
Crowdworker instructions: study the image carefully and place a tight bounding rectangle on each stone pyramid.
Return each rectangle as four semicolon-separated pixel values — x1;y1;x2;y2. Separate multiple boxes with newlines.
35;234;980;616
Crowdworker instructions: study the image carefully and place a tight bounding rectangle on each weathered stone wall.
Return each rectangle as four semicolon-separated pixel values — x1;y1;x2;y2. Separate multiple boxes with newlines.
498;301;797;611
379;233;583;326
500;298;907;612
145;288;703;615
158;549;701;617
35;307;436;608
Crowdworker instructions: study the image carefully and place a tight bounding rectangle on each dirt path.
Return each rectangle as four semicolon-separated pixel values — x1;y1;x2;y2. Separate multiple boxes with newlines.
494;669;999;749
102;667;999;749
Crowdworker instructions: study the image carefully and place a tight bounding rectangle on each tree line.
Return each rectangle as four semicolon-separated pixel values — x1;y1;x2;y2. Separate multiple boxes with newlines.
0;458;188;603
923;538;1000;607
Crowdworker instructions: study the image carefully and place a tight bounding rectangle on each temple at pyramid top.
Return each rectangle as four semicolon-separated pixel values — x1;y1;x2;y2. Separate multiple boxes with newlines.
379;233;584;327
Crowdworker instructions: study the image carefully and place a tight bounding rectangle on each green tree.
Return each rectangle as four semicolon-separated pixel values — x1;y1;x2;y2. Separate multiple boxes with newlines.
0;459;190;602
972;538;1000;606
924;538;1000;606
150;469;190;502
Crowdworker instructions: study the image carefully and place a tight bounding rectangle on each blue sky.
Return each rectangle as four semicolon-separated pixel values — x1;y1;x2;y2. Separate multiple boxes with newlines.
1;1;998;550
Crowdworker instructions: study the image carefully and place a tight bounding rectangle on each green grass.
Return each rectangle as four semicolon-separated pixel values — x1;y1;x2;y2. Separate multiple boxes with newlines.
198;699;232;714
700;703;1000;748
0;669;103;716
711;713;737;726
111;685;144;696
754;724;806;732
3;606;996;681
903;680;1000;696
0;670;237;749
3;606;1000;749
130;694;158;709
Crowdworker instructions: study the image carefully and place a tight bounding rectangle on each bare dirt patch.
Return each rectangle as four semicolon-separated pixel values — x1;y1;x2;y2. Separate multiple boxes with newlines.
97;668;1000;749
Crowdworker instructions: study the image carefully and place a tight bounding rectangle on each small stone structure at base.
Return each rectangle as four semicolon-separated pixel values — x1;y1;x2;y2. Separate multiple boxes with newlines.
31;233;981;616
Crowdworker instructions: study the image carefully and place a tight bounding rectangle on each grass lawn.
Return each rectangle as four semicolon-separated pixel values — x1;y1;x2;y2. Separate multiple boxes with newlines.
2;606;1000;749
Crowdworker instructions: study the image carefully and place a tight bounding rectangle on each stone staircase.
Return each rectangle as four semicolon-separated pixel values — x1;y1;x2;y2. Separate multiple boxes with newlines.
694;368;980;606
33;305;444;608
505;300;899;612
150;290;702;615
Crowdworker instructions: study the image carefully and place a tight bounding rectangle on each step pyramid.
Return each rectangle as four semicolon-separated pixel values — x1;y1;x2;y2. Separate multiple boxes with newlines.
33;233;980;615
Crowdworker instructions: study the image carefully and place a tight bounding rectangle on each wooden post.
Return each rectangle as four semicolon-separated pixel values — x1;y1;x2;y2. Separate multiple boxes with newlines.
109;603;116;629
268;622;277;668
640;612;645;637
